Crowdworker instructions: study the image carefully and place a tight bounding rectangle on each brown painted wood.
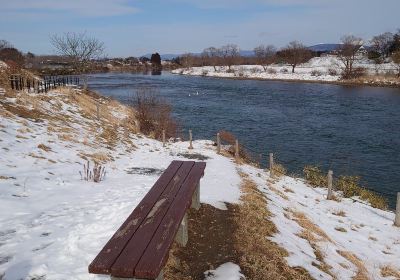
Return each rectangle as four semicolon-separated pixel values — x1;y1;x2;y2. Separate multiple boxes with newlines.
134;162;206;279
110;161;196;278
88;160;183;274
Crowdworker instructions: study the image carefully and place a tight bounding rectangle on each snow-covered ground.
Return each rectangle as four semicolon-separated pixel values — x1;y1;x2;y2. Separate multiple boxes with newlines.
172;56;399;84
1;88;399;279
240;164;400;280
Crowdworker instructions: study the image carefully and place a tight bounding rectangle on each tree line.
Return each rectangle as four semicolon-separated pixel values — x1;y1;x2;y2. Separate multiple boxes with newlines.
175;30;400;78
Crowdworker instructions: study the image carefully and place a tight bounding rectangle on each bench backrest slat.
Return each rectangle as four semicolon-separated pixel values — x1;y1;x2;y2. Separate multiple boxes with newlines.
134;162;206;279
88;160;183;274
109;161;196;278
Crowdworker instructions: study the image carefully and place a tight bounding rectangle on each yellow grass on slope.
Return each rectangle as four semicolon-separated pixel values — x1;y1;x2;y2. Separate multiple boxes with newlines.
234;171;312;280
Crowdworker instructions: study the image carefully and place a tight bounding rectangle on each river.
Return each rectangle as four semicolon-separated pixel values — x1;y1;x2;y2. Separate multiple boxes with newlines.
88;72;400;208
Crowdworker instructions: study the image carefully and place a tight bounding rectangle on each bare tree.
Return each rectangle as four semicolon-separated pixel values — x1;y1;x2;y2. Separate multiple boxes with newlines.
0;40;13;50
370;32;393;60
392;51;400;77
202;47;220;71
50;32;105;89
180;53;196;69
278;41;312;73
337;35;363;79
254;44;276;71
220;44;240;70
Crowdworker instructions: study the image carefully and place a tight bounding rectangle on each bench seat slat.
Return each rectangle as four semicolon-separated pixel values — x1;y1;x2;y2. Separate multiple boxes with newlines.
88;161;183;274
110;161;196;278
134;162;206;279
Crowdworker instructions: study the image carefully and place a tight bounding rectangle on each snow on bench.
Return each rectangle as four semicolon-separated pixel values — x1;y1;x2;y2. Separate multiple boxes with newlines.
88;160;206;280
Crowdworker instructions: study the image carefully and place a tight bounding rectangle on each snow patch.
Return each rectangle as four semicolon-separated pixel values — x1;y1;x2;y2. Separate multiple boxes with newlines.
204;262;245;280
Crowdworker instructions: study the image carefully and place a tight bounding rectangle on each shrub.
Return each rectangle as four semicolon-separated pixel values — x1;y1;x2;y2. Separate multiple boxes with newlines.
310;70;322;76
226;68;235;73
328;68;338;76
267;68;277;74
336;175;387;209
280;68;289;73
250;67;262;74
218;130;236;145
272;163;286;177
341;67;367;79
235;67;245;77
201;69;209;76
129;86;177;139
303;166;327;187
304;166;387;209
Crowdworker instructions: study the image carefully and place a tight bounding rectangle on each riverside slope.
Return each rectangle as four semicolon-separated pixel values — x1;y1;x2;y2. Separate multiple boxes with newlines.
0;88;399;279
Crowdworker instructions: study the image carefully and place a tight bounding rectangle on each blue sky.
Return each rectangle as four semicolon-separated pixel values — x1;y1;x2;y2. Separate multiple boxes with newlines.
0;0;399;57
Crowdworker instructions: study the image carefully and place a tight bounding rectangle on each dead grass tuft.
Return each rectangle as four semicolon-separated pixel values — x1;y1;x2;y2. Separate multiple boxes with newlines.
98;125;119;149
291;211;332;242
290;210;335;278
269;185;289;200
28;152;47;160
234;171;312;280
38;144;51;152
272;163;287;177
380;265;400;279
79;152;112;163
334;227;347;232
332;210;346;217
337;250;369;280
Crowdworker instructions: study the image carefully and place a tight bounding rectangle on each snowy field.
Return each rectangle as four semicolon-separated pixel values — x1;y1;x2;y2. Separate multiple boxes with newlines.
172;56;399;84
1;88;399;279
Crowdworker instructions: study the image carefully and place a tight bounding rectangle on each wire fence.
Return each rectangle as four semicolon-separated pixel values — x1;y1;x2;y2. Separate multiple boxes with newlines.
9;74;80;93
202;130;397;208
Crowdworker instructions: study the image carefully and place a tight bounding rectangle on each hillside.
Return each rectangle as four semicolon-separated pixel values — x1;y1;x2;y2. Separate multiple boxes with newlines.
0;86;400;279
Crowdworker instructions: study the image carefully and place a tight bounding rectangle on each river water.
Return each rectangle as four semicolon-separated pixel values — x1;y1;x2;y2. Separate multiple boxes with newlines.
88;72;400;208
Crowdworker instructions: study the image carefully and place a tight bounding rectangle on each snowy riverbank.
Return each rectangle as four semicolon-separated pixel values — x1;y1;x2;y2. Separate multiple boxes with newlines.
172;56;400;87
1;87;399;279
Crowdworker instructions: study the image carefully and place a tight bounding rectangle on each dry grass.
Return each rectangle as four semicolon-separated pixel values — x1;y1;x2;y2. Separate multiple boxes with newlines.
334;227;347;232
291;211;332;242
269;185;289;200
332;210;346;217
337;250;369;280
28;152;47;160
272;163;286;177
233;172;312;280
303;165;327;187
38;144;51;152
98;125;119;149
303;166;387;210
79;152;112;163
380;265;400;279
290;210;335;278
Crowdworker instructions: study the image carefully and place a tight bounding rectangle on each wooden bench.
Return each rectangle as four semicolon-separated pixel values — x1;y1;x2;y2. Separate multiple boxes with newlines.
88;160;206;280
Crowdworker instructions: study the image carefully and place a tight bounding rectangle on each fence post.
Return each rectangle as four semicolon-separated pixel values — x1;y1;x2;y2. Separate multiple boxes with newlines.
327;170;333;200
395;192;400;227
235;139;239;161
217;133;221;154
188;129;193;149
162;129;166;147
269;153;274;177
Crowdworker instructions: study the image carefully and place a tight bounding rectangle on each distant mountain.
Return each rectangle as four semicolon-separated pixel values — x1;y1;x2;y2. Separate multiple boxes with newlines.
308;44;341;52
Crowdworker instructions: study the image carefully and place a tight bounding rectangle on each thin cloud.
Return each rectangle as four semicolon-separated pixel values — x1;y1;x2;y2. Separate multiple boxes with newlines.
1;0;139;17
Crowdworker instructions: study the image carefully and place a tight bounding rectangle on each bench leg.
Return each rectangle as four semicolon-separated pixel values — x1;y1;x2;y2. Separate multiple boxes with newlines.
191;183;200;210
175;213;188;247
111;270;163;280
